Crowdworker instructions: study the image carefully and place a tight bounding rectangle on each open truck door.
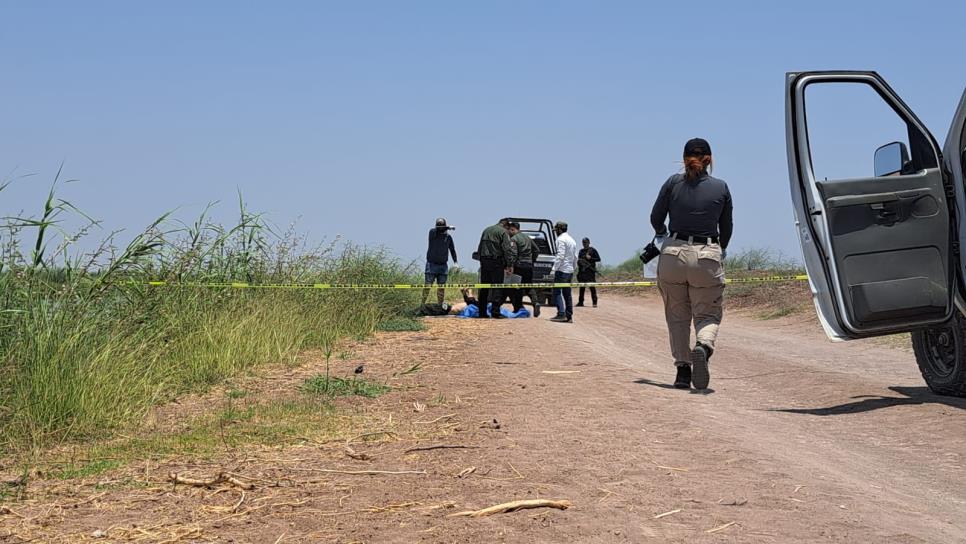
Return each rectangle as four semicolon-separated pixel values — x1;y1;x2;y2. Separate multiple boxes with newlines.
786;71;955;340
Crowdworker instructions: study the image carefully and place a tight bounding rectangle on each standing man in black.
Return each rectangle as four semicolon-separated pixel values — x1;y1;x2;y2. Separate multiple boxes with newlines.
423;218;458;305
475;219;516;319
508;222;541;317
576;237;601;308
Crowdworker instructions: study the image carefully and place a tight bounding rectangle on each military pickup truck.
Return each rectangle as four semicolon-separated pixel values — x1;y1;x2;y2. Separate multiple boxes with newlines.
785;71;966;396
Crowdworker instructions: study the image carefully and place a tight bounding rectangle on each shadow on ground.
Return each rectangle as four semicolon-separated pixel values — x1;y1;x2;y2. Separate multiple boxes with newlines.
634;378;715;395
770;386;966;416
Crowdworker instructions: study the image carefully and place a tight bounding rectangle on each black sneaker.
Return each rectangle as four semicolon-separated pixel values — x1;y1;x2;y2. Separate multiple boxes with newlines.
533;304;541;318
575;303;584;307
674;365;692;389
690;344;710;390
550;315;572;323
491;312;507;320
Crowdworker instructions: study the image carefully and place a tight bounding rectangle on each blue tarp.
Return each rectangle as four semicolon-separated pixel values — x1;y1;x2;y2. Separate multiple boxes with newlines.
457;303;531;319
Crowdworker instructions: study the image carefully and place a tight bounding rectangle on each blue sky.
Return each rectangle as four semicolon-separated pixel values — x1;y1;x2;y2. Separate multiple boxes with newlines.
3;1;965;268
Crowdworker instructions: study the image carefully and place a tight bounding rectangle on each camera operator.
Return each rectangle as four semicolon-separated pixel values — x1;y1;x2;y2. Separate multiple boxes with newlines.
423;217;458;305
650;138;733;390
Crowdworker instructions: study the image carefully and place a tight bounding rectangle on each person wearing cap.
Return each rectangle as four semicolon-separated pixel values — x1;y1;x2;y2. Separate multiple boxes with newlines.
550;221;578;323
576;237;601;308
507;221;541;317
423;218;458;305
475;218;516;319
650;138;733;390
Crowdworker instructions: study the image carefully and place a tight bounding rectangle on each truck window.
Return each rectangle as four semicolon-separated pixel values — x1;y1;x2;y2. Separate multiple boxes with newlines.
804;82;934;181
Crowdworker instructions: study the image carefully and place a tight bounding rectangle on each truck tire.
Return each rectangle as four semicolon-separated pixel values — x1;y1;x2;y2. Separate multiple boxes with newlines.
912;316;966;397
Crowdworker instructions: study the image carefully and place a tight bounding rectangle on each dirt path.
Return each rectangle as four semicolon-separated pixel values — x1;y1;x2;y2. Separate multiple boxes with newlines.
5;295;966;543
535;296;966;543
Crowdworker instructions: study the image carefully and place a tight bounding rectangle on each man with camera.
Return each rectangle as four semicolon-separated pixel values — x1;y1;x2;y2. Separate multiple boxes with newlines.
423;217;458;305
576;237;601;308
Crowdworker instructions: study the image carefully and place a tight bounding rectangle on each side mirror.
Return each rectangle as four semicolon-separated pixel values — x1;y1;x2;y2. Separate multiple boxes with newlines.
874;141;910;177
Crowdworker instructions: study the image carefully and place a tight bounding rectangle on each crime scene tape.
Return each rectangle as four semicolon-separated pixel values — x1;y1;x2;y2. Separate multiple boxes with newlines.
142;275;809;290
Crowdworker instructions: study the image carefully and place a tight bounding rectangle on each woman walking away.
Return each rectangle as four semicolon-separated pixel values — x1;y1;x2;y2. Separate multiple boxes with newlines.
650;138;733;390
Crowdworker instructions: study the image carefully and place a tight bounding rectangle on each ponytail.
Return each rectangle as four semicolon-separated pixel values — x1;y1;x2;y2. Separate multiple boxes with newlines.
684;155;713;181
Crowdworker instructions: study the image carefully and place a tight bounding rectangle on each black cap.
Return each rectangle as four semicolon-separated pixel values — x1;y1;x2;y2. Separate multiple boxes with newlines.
684;138;712;157
435;217;447;227
582;237;590;243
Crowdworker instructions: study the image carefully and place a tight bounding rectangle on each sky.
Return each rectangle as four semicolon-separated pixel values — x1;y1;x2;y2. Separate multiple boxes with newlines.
3;1;966;269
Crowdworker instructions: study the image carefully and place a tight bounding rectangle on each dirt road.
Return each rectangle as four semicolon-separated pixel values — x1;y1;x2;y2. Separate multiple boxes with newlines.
8;294;966;543
510;295;966;543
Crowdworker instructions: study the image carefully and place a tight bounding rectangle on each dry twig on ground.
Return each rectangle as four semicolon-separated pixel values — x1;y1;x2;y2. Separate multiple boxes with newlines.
344;445;372;461
653;509;681;519
404;444;479;454
346;431;398;445
300;468;426;476
167;472;255;490
449;499;571;518
414;413;458;425
707;521;737;533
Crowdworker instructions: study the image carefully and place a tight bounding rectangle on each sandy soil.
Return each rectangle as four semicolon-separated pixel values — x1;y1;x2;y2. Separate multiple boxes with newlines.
3;295;966;543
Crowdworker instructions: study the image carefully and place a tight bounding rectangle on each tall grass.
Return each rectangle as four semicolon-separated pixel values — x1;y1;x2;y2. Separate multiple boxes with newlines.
0;179;420;453
600;247;803;278
723;247;803;276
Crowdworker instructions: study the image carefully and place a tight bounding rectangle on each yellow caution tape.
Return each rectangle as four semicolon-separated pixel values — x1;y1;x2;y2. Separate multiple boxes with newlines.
142;275;809;290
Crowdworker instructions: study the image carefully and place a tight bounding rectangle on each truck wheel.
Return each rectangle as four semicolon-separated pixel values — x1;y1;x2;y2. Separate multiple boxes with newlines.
912;316;966;397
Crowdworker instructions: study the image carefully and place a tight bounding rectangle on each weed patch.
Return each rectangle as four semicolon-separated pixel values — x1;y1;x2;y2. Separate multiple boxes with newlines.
55;459;121;480
376;317;425;332
757;305;802;320
36;397;353;481
397;362;422;376
225;388;248;399
301;375;391;398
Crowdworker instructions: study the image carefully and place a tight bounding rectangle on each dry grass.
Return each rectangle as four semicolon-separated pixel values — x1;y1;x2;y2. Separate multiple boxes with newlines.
0;319;485;542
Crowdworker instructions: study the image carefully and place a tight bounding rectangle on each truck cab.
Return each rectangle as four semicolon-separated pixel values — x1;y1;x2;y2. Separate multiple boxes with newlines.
785;71;966;395
504;217;557;303
505;217;557;282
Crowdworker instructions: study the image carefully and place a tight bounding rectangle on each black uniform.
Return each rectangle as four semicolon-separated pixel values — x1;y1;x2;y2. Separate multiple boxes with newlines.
577;246;601;306
649;173;733;248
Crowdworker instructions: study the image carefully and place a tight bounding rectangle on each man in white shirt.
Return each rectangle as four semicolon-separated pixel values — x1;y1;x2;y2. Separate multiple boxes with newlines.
550;221;578;323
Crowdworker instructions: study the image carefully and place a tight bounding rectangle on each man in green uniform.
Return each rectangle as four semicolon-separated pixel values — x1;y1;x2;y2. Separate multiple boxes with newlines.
507;222;541;317
475;219;516;319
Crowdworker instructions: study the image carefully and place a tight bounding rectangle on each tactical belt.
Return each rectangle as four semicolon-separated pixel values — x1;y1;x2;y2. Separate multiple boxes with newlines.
670;232;719;245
